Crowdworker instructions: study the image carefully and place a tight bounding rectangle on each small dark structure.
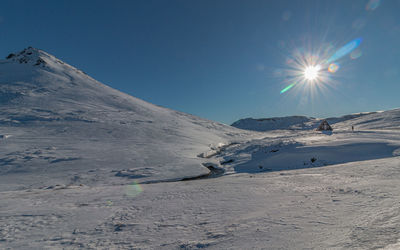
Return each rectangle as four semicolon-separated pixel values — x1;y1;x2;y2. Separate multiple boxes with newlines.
316;120;333;131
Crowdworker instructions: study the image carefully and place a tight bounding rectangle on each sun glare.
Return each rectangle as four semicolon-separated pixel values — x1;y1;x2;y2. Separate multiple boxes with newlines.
304;65;321;81
279;37;362;94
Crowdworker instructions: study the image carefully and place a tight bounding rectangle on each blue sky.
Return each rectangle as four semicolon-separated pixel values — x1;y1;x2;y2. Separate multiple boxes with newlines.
0;0;399;124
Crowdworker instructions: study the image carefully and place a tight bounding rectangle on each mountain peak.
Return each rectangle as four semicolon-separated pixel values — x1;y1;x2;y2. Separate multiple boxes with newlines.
5;47;50;67
4;47;92;80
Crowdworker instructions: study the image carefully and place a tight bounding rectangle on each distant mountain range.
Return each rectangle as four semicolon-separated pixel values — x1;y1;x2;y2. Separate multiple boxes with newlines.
231;110;400;131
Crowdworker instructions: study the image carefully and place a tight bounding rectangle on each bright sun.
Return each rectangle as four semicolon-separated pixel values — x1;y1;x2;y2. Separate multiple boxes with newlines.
304;65;321;81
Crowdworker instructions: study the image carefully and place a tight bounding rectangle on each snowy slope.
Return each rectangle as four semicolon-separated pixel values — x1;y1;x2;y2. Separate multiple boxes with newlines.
216;122;400;174
222;109;400;174
332;108;400;130
0;47;257;190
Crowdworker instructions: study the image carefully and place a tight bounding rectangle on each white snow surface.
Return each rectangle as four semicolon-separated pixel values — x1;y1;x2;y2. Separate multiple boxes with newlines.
1;48;400;249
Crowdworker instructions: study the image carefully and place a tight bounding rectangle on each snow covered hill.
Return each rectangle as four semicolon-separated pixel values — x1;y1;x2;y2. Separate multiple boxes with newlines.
0;47;256;190
231;111;385;131
231;115;316;131
332;108;400;130
226;109;400;174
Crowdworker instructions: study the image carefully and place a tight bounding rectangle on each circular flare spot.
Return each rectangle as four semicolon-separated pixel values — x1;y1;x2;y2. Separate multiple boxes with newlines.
328;63;340;73
125;181;143;197
350;50;362;59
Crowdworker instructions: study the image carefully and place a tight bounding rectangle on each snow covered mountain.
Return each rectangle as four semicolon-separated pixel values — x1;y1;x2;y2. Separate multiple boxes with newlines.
0;47;255;190
230;111;392;131
231;115;316;131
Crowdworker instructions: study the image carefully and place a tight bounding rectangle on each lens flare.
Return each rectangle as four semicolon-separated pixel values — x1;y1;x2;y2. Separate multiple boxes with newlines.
366;0;381;10
328;63;340;73
327;38;362;64
125;181;143;197
280;83;295;94
279;38;363;95
350;50;362;59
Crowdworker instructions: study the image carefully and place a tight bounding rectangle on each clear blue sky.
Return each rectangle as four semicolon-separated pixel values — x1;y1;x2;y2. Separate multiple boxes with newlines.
0;0;399;124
